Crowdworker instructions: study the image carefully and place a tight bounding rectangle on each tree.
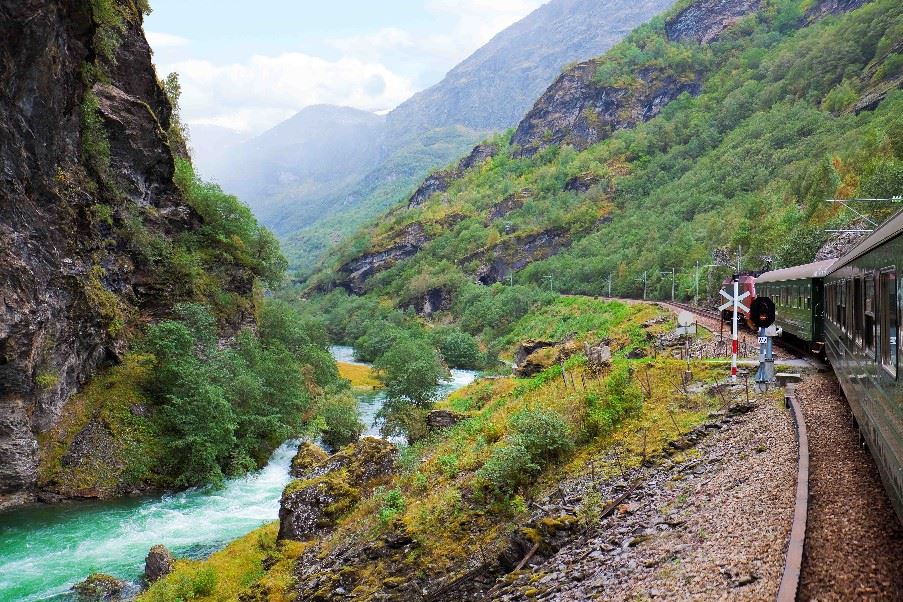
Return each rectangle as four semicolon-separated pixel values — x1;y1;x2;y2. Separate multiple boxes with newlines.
374;336;448;407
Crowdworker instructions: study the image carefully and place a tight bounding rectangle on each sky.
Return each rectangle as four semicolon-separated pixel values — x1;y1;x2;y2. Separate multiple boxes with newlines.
145;1;546;134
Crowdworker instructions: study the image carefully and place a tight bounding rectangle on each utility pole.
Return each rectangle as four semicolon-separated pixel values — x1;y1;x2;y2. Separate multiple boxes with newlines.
607;273;612;297
636;271;648;300
660;268;676;301
736;244;742;273
695;260;699;305
544;274;554;292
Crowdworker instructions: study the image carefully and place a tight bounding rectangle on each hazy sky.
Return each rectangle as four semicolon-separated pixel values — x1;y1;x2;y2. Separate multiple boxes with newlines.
145;0;546;134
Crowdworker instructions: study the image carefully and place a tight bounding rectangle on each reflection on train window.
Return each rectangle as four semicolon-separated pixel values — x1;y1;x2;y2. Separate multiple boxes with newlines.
879;269;897;378
805;283;811;310
865;275;876;357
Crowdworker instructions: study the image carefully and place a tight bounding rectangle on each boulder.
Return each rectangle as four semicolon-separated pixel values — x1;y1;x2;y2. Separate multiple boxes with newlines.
72;573;124;600
426;410;464;430
278;437;398;541
290;442;329;478
278;471;361;541
144;544;174;582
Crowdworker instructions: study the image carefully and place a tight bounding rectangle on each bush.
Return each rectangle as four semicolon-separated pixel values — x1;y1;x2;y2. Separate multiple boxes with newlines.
431;326;482;369
585;361;644;438
374;336;448;407
475;443;538;495
477;408;573;495
508;408;574;463
317;393;364;449
378;488;406;526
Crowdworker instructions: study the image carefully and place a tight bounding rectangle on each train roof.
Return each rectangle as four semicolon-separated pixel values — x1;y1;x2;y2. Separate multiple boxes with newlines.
756;259;837;283
827;207;903;273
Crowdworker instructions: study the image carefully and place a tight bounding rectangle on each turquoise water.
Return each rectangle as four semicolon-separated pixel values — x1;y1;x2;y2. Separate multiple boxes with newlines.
0;348;476;601
0;440;298;601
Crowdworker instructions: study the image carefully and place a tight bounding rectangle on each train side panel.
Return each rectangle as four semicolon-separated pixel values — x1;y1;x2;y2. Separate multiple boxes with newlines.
824;233;902;524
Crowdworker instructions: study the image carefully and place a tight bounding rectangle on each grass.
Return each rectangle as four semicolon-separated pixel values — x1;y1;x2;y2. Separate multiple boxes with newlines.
287;302;729;592
337;361;382;389
139;522;307;602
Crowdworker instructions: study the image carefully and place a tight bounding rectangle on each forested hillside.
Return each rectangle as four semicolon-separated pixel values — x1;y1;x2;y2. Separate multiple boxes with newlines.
311;0;903;310
227;0;677;277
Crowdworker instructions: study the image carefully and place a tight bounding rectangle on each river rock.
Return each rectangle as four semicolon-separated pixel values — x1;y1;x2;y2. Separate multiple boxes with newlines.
290;442;329;478
278;437;398;541
72;573;124;600
144;544;174;582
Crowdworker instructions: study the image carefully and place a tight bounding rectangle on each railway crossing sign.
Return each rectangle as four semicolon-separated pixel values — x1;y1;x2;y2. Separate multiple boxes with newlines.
718;289;750;313
720;278;748;381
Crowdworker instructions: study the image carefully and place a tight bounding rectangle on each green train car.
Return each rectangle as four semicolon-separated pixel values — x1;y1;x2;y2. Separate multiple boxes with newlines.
756;259;836;346
822;209;902;524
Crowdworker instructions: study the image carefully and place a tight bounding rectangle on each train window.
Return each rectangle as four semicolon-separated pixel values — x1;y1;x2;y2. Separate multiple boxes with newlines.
839;281;847;332
865;275;876;357
854;277;864;347
879;269;898;378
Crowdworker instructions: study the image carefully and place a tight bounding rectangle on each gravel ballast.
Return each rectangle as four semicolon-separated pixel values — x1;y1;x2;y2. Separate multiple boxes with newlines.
492;393;797;601
796;373;903;601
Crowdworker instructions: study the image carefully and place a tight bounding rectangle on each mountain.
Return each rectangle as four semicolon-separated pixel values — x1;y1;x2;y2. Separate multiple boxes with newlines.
206;105;386;233
203;0;678;276
311;0;901;311
385;0;677;136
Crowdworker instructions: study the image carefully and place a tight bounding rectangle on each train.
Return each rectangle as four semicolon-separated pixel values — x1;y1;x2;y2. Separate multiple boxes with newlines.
720;208;902;524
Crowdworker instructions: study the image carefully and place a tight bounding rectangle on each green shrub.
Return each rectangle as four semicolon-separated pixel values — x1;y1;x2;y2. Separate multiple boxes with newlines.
508;408;574;463
475;443;538;495
35;372;59;390
431;327;482;369
317;393;363;449
374;336;448;407
378;488;406;526
80;92;111;177
191;567;217;596
585;361;644;438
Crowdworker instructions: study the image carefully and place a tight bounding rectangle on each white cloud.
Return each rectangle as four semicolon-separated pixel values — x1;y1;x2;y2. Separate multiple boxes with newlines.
162;53;415;133
150;1;546;134
332;1;545;79
146;31;190;48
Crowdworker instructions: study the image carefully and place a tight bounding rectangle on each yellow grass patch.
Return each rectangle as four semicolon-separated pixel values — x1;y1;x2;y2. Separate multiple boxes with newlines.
337;361;382;389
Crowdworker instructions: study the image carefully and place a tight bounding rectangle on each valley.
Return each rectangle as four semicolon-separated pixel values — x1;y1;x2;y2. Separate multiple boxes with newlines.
1;0;902;600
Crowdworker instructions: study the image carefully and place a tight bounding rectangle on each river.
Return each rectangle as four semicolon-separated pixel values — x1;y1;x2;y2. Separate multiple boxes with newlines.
0;347;476;601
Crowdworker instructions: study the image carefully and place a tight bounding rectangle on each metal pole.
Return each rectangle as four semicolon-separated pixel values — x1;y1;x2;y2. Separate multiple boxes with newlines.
695;261;699;305
731;275;739;382
608;273;612;297
643;271;647;300
671;267;675;301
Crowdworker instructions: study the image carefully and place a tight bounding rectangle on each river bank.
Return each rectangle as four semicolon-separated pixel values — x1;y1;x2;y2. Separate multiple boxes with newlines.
0;346;477;601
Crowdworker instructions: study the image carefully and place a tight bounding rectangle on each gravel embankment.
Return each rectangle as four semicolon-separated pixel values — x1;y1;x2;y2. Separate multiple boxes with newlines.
796;374;903;601
492;392;797;601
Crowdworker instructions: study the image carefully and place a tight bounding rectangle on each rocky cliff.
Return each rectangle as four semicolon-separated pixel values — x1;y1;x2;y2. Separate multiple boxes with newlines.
0;0;250;509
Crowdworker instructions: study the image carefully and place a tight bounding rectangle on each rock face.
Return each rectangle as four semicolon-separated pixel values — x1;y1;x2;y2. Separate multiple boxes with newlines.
279;437;398;541
461;229;571;285
0;1;247;509
407;143;498;208
510;59;702;157
333;223;430;294
664;0;764;43
144;544;175;582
